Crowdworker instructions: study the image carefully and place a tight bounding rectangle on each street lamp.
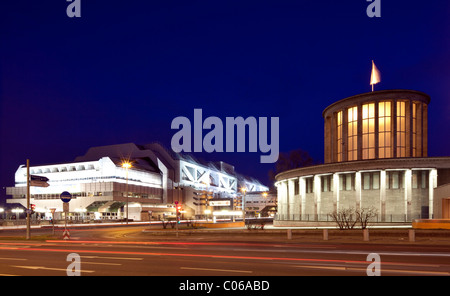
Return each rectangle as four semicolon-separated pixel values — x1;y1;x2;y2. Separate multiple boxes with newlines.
122;162;132;224
260;192;268;218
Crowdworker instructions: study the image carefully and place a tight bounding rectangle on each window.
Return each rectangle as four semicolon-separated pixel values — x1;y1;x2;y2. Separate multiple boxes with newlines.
412;102;419;157
386;171;403;189
362;103;375;159
336;111;343;162
412;171;418;189
362;172;380;190
294;181;299;195
378;101;392;158
392;172;400;189
396;101;407;157
347;106;358;161
421;171;428;189
321;175;332;192
305;177;314;193
339;173;354;191
413;170;429;189
363;173;371;190
372;172;380;190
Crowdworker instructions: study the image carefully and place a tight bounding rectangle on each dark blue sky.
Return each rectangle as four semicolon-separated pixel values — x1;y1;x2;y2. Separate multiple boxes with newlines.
1;1;449;204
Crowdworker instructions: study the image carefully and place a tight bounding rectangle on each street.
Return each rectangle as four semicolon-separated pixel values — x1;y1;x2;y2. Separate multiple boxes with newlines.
0;225;449;277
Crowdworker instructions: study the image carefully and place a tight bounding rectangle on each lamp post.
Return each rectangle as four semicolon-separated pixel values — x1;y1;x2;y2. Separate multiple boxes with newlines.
261;192;268;218
122;162;131;224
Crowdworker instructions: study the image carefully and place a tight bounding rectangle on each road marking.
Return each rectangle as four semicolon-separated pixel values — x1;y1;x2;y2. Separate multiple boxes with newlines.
295;265;450;275
8;245;450;272
11;265;95;273
381;269;450;276
0;257;28;261
296;265;349;271
81;261;122;266
81;255;143;261
180;267;253;274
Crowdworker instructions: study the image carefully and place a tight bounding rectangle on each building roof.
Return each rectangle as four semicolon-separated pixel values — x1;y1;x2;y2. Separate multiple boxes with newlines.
275;156;450;182
322;89;431;118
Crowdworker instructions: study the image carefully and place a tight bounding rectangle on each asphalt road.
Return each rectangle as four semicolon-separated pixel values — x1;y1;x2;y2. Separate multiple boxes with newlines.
0;225;449;278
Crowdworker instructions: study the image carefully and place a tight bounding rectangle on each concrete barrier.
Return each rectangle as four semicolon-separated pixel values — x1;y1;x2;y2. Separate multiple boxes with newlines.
363;229;370;241
194;221;244;228
287;229;292;240
412;219;450;229
409;229;415;242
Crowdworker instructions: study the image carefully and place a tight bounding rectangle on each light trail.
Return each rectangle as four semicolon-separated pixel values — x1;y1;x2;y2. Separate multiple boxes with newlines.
46;240;335;249
0;245;389;265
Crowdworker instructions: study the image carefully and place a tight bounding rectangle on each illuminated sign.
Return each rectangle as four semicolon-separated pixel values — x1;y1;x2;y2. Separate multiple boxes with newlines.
209;200;231;206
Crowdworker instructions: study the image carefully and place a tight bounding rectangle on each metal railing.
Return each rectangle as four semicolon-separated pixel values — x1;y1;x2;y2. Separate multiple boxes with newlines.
275;213;432;223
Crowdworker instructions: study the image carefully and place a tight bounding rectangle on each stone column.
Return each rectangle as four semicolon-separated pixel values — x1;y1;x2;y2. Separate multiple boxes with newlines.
277;181;288;220
299;177;305;219
380;170;386;222
429;169;437;218
404;169;412;220
288;179;295;220
332;173;339;212
314;175;321;220
355;172;362;211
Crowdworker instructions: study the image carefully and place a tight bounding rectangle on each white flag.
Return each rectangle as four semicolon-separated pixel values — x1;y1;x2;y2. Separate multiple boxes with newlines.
370;60;381;86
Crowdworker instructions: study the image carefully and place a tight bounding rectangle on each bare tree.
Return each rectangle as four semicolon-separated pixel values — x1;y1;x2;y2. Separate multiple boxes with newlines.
328;207;358;230
329;207;378;230
356;206;378;229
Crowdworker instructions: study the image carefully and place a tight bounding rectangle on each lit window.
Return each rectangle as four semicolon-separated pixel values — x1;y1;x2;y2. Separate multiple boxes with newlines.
336;111;343;162
347;106;358;161
378;101;392;158
412;102;419;157
362;103;375;159
396;101;407;157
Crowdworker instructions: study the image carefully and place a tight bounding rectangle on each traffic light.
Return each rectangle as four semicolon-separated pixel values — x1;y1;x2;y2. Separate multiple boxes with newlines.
30;204;36;214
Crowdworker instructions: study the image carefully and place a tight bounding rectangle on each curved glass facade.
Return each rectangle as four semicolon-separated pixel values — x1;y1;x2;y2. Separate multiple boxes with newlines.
323;90;429;163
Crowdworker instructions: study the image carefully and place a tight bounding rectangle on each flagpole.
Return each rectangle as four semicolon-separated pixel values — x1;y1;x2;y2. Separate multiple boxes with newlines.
371;60;374;92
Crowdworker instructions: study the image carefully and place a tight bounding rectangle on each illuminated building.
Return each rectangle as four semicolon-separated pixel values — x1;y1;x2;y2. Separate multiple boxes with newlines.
5;143;268;221
275;90;450;226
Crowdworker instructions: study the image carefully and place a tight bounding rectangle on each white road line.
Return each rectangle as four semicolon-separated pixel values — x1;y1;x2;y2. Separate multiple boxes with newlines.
81;255;143;261
381;269;450;275
295;265;450;275
11;265;95;273
228;248;450;258
0;257;28;261
81;261;122;266
180;267;253;274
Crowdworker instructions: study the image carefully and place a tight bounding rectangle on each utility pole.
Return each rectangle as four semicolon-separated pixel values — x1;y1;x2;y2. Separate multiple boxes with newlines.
26;159;31;240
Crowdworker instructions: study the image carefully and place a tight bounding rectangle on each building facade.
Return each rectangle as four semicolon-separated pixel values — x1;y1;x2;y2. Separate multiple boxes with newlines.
6;143;268;222
275;90;450;226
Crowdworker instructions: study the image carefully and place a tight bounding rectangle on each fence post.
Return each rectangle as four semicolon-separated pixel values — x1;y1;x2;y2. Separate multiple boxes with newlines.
323;229;328;241
287;229;292;240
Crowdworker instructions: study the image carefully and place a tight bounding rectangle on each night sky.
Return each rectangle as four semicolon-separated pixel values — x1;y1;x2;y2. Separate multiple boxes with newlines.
1;1;449;205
